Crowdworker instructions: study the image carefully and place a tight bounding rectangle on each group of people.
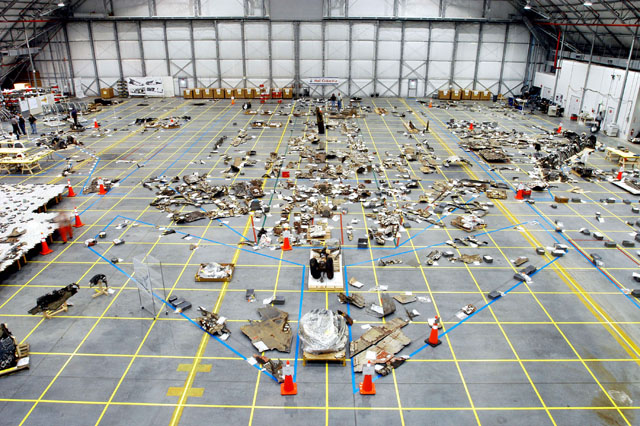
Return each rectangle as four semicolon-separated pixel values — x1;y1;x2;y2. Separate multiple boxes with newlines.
329;93;343;111
9;114;37;140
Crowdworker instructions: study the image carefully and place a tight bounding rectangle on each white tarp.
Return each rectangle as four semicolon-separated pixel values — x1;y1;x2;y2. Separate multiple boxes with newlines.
127;77;165;97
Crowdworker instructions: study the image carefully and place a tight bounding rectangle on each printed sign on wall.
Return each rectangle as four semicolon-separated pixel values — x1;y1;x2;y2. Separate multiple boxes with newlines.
127;77;165;97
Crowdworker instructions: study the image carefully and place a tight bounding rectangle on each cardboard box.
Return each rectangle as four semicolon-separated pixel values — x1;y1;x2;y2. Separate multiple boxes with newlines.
224;88;233;98
183;89;193;99
283;87;293;99
438;90;451;100
242;88;253;99
100;88;114;99
471;91;481;100
462;90;471;100
192;88;203;99
481;91;492;100
203;89;214;99
233;88;243;99
271;88;282;99
214;88;224;99
451;90;462;100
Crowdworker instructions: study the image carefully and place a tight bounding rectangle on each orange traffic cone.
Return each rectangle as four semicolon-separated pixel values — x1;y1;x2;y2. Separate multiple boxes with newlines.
428;100;432;108
39;233;53;255
425;324;441;347
73;207;84;228
98;178;107;195
469;122;474;130
557;123;562;134
94;118;99;129
67;179;76;197
280;361;297;395
359;360;376;395
282;236;292;251
231;96;235;105
617;166;624;181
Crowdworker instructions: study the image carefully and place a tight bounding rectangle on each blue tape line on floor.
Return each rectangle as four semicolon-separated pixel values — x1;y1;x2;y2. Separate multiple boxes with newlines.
293;265;306;383
343;266;358;394
117;215;304;267
86;243;278;382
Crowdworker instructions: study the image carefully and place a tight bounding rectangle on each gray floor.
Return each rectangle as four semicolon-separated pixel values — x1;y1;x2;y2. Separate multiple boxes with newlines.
1;97;640;426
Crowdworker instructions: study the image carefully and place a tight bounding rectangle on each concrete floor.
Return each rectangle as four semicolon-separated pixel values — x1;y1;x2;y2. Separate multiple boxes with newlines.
1;97;640;426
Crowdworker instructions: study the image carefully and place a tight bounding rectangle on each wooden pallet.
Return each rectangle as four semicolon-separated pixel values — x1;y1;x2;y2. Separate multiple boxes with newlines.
0;343;30;377
302;349;346;366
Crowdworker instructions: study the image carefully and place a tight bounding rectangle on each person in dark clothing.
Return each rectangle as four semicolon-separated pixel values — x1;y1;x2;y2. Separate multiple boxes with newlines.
316;107;325;135
329;93;336;108
18;115;26;135
10;116;20;139
70;108;78;126
28;114;37;134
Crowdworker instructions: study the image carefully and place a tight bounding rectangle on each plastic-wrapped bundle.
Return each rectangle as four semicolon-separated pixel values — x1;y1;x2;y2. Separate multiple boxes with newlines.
199;262;232;279
298;309;348;354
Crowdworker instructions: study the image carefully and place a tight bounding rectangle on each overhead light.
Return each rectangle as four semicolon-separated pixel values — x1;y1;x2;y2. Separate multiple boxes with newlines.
58;2;65;6
524;2;532;10
583;1;592;6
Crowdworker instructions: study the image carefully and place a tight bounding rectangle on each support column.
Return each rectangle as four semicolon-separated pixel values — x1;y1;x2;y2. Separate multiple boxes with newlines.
615;26;638;123
213;21;222;86
148;0;156;16
578;31;596;114
294;21;300;95
347;21;353;97
189;20;197;87
424;22;431;97
113;21;123;81
240;21;247;88
397;21;405;96
137;20;147;77
163;20;170;76
472;23;483;91
449;22;458;90
551;28;564;101
321;20;326;97
268;20;273;88
373;21;379;96
498;23;510;97
87;21;100;92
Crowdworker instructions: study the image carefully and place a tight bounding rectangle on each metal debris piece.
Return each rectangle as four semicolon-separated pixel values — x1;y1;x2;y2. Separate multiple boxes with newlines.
241;307;293;353
514;256;528;266
28;284;79;315
378;258;402;266
196;306;230;337
350;317;409;357
365;294;396;318
337;292;366;309
393;294;417;304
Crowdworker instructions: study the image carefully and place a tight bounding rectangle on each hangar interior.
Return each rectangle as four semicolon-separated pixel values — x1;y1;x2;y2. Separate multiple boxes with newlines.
1;1;640;425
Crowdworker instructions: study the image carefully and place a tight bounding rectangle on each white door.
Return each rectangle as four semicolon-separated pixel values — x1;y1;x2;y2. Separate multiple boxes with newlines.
542;86;552;99
605;107;616;128
568;95;581;116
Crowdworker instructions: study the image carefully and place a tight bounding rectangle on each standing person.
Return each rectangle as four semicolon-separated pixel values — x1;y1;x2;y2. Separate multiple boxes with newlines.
18;114;26;135
329;93;336;108
70;107;78;127
10;116;20;140
28;114;37;135
337;93;343;111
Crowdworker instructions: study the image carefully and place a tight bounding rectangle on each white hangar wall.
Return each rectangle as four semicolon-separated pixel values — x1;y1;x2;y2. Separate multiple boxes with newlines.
34;0;531;99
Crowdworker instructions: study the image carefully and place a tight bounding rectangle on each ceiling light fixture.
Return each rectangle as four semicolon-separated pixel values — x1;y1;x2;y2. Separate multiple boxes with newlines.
58;2;65;6
524;2;532;10
584;0;593;6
